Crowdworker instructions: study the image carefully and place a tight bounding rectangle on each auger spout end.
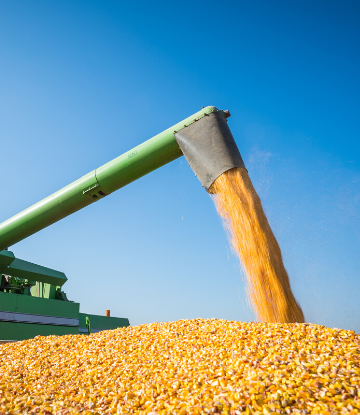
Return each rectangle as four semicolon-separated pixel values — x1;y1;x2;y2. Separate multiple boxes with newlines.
174;109;245;192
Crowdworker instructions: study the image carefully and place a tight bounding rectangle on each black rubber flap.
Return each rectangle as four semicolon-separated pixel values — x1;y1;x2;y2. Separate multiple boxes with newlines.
174;111;245;192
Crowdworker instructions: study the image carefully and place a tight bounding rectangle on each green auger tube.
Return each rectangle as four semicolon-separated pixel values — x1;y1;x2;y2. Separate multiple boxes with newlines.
0;106;244;251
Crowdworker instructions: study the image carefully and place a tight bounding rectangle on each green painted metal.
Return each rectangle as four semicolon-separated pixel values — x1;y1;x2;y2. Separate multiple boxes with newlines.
0;313;130;340
0;291;130;340
86;315;91;335
0;292;81;340
0;251;129;340
0;250;67;298
0;250;129;340
0;292;79;318
79;313;129;332
0;251;15;267
0;250;15;274
0;106;219;251
6;257;67;287
30;282;60;300
0;321;78;341
0;292;17;312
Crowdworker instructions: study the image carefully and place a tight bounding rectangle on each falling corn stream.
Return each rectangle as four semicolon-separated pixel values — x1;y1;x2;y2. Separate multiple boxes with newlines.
210;168;304;324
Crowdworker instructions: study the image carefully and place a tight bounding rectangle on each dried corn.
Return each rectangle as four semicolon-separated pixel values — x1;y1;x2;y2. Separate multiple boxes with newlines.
210;168;304;323
0;319;359;414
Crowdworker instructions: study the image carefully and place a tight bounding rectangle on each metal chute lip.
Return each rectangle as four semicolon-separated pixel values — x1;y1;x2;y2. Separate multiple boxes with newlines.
173;107;220;135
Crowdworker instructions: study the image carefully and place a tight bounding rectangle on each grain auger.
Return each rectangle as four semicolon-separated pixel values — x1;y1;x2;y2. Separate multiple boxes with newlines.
0;106;245;341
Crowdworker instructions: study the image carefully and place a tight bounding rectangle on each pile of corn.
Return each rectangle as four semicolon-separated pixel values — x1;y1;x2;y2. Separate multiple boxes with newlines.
1;319;360;414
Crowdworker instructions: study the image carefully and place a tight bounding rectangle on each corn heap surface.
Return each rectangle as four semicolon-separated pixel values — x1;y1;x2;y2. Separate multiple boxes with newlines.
1;319;360;415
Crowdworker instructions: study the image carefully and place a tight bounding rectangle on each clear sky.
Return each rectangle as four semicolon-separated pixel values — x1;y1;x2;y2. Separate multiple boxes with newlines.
1;1;359;331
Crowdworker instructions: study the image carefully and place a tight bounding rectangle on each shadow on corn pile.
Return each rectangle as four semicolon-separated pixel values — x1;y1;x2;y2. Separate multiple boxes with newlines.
0;319;359;414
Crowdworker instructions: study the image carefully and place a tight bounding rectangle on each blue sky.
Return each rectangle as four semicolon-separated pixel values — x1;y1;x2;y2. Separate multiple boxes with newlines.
1;1;359;331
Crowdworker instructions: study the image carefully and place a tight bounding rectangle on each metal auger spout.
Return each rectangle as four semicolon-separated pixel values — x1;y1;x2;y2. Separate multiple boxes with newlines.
0;106;245;251
174;109;245;191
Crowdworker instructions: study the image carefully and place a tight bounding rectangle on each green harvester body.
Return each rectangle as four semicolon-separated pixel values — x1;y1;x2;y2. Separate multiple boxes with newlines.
0;249;129;341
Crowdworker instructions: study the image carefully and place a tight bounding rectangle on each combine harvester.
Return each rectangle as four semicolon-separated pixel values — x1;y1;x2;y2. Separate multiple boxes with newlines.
0;106;245;341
